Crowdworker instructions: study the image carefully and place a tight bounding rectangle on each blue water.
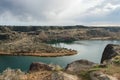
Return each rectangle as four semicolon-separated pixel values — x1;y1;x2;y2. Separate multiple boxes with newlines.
0;40;120;72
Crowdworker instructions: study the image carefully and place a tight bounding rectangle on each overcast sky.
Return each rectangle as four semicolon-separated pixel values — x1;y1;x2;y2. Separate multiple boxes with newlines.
0;0;120;26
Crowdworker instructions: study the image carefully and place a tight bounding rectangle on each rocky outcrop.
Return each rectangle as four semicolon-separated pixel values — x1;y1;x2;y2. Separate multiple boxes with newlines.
65;59;95;73
90;71;118;80
29;62;52;72
0;68;27;80
51;71;80;80
28;62;81;80
101;44;120;64
0;57;120;80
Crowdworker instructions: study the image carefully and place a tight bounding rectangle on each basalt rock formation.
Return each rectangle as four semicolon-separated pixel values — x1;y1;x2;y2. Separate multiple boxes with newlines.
101;44;120;64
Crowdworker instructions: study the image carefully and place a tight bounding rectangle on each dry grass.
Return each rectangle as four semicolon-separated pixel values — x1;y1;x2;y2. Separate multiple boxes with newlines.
0;35;77;57
27;71;52;80
0;68;52;80
98;64;120;80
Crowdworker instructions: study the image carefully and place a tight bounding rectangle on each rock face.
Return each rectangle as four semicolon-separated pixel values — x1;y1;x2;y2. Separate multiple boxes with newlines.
65;59;95;73
29;62;52;72
101;44;120;64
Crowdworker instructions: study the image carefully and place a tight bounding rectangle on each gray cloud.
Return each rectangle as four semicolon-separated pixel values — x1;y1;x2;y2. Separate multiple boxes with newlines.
0;0;120;25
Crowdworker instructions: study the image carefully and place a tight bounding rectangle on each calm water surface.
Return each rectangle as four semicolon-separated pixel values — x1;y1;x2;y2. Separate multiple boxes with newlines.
0;40;120;72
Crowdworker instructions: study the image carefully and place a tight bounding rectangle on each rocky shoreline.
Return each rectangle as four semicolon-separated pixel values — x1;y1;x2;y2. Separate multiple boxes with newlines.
0;44;120;80
0;51;77;57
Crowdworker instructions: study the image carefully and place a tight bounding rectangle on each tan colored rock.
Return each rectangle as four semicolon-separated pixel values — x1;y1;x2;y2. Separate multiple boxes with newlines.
65;59;95;73
90;71;118;80
29;62;52;72
51;71;80;80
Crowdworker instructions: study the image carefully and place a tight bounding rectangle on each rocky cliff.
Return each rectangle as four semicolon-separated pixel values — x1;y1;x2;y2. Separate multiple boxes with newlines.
101;44;120;64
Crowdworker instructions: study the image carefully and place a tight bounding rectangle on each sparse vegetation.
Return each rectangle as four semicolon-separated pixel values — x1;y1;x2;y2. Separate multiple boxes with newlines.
78;71;91;80
0;26;120;80
0;68;27;80
0;27;77;56
112;56;120;65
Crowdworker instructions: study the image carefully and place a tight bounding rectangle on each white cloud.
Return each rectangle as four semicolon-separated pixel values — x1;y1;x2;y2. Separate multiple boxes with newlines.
0;0;120;25
90;3;120;15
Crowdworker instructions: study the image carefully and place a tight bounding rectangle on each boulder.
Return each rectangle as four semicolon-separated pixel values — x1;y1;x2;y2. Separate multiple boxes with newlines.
101;44;120;64
29;62;52;72
65;59;95;73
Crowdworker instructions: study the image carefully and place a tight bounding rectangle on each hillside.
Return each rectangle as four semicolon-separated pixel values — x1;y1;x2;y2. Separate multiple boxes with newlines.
0;26;120;42
0;25;120;56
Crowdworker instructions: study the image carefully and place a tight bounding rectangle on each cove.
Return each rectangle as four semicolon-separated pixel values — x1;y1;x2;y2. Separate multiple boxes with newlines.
0;40;120;72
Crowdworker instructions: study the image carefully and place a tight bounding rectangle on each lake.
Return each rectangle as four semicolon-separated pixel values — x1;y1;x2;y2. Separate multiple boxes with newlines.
0;40;120;72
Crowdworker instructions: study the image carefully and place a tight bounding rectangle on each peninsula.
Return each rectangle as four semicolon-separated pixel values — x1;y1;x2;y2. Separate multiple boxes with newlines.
0;25;120;57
